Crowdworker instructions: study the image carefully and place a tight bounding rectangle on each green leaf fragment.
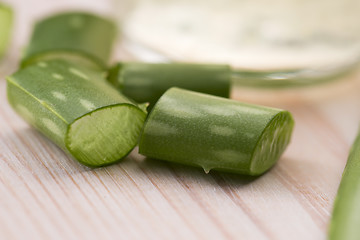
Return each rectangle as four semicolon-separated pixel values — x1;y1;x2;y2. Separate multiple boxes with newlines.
7;60;147;167
139;87;294;176
21;12;117;70
0;3;13;59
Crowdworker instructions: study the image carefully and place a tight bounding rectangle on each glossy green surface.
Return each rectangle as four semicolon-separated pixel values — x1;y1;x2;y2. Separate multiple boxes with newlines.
329;131;360;240
7;60;147;167
21;12;117;69
139;88;294;175
0;3;13;59
108;62;231;106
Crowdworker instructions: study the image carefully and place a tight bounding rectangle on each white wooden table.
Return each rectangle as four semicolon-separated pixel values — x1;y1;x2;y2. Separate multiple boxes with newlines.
1;1;360;239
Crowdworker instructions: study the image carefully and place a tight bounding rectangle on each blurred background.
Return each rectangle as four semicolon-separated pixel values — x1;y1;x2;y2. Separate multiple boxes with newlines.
4;0;360;69
2;0;360;95
123;0;360;71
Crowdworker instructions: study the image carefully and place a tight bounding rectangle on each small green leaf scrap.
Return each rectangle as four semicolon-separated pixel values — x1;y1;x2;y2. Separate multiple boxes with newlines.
0;3;13;60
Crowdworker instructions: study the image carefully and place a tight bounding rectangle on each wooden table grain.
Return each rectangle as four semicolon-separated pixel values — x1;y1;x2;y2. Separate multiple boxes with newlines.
1;1;360;239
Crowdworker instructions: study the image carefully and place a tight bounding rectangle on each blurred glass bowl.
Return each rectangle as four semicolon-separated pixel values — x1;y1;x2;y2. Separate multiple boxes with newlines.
122;0;360;87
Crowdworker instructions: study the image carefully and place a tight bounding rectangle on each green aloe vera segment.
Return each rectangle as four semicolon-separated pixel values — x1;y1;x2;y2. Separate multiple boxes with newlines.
21;12;117;70
0;3;13;59
7;59;147;167
108;62;231;106
329;131;360;240
139;88;294;175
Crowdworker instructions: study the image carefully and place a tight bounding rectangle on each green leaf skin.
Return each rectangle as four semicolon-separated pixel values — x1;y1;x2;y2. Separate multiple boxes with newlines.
139;88;294;175
329;131;360;240
0;3;13;59
21;12;117;70
107;62;231;107
7;60;147;167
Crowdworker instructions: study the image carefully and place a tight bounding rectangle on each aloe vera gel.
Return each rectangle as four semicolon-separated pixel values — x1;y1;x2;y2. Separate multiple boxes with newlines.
139;88;294;175
7;60;147;167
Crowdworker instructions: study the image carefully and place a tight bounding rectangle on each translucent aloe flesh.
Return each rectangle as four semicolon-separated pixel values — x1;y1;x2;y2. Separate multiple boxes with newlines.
7;60;147;167
21;12;117;70
108;62;231;106
0;3;13;59
329;131;360;240
139;88;294;175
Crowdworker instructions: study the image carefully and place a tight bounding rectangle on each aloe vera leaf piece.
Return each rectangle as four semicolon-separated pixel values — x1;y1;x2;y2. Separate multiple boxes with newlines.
21;12;117;70
0;3;13;59
7;59;147;167
329;131;360;240
107;62;231;107
139;87;294;175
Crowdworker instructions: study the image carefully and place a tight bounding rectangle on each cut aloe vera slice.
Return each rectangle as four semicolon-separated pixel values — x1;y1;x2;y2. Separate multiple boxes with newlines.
0;3;13;59
108;62;231;107
7;59;147;167
21;12;117;70
139;87;294;175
